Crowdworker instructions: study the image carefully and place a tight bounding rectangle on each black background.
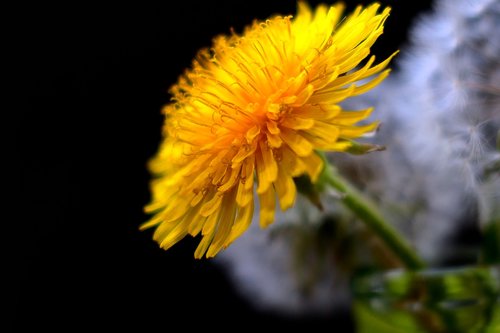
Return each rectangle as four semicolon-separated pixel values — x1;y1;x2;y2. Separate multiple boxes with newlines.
12;1;433;331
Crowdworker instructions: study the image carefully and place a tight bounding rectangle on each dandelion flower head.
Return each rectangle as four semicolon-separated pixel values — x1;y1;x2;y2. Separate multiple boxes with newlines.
142;2;396;258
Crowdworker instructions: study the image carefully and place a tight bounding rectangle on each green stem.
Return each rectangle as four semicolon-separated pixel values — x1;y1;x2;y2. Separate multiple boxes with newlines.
320;158;426;270
481;218;500;264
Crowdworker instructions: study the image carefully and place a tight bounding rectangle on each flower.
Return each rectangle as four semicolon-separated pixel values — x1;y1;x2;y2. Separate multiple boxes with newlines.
141;1;396;258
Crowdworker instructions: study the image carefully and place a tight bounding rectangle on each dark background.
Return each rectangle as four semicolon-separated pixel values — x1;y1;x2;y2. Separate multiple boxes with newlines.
12;1;433;331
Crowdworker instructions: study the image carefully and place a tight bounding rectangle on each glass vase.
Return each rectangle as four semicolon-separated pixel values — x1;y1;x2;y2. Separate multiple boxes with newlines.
351;265;500;333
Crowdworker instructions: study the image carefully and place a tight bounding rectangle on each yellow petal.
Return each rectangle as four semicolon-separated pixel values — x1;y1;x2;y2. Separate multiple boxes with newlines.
232;143;257;164
141;200;190;229
351;69;390;96
218;163;242;192
279;145;307;177
290;84;314;106
190;190;204;207
274;166;296;210
206;194;238;257
331;140;353;152
186;206;204;236
227;199;255;245
256;141;278;193
201;208;220;236
280;128;313;157
339;121;379;137
308;84;356;104
158;221;189;251
280;116;315;130
195;229;216;259
335;107;373;125
266;132;283;148
267;120;280;135
236;181;253;207
306;120;340;145
242;155;255;190
295;103;341;120
301;151;324;182
245;125;261;143
200;193;223;217
258;189;276;228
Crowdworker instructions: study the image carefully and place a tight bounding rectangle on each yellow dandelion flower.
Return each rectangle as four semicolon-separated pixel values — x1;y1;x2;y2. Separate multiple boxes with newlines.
142;2;397;258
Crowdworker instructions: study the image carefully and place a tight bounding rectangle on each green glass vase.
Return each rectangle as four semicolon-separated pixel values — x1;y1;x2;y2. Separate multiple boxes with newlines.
351;265;500;333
